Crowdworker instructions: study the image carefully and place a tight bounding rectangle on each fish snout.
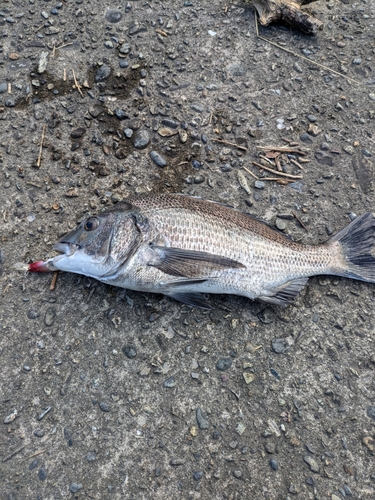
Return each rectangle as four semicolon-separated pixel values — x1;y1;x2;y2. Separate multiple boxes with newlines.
53;242;80;257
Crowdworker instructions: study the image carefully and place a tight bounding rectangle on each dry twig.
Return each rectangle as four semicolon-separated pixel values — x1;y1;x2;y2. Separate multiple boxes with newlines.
50;271;59;291
212;138;247;151
292;211;308;232
252;161;302;179
37;124;46;168
72;69;84;97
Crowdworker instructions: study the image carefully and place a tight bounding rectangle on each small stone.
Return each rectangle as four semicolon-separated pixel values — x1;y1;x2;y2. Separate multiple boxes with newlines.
115;109;128;120
270;459;278;470
119;42;131;54
233;470;242;478
124;128;133;138
38;51;49;74
95;65;111;82
303;455;320;473
300;132;313;143
38;468;47;481
331;495;341;500
29;460;38;470
363;436;374;451
70;483;83;493
105;9;122;23
191;103;204;113
254;180;265;189
5;98;16;107
366;406;375;421
99;401;111;412
163;377;176;388
190;426;198;437
122;345;137;359
150;151;167;167
196;408;209;430
34;429;45;437
275;219;287;231
216;357;232;371
71;128;86;139
242;372;255;384
86;452;96;462
128;21;147;35
272;337;294;354
193;471;203;481
3;410;18;424
306;477;315;486
133;130;150;149
228;63;246;76
235;422;246;436
307;115;317;123
9;52;19;60
307;124;321;136
0;82;7;93
119;60;129;68
170;458;184;466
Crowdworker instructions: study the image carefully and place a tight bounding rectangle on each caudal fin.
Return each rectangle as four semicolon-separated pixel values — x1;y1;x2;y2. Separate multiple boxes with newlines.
331;212;375;283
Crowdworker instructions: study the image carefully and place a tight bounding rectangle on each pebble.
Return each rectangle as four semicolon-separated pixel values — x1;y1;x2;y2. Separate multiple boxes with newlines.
70;483;83;493
86;452;96;462
119;60;129;68
124;128;133;138
5;98;16;107
196;408;209;430
29;460;38;470
242;372;255;384
132;130;150;149
0;82;7;93
38;51;49;74
272;337;294;354
170;458;184;466
150;151;167;167
300;132;313;143
270;459;278;470
216;357;232;371
366;406;375;421
307;114;317;123
34;429;45;437
115;109;128;120
191;103;204;113
38;468;47;481
164;377;176;388
122;345;137;359
275;219;287;231
105;9;122;23
95;65;111;82
233;470;242;478
193;471;203;481
71;127;86;139
303;455;320;473
3;410;18;424
254;180;265;189
99;401;111;412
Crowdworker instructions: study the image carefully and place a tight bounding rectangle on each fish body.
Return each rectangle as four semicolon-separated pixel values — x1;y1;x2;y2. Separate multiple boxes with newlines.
32;194;375;307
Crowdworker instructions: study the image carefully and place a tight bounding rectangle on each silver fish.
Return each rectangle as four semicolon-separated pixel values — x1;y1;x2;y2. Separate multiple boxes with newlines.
29;194;375;308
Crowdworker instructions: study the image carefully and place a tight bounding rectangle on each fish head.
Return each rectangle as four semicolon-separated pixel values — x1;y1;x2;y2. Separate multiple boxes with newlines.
52;202;144;278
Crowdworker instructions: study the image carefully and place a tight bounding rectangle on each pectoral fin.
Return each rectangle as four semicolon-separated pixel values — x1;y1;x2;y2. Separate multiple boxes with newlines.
258;277;308;306
148;244;245;278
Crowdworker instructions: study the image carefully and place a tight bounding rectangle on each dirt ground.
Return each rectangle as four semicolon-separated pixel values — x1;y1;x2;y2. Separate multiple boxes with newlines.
1;0;375;499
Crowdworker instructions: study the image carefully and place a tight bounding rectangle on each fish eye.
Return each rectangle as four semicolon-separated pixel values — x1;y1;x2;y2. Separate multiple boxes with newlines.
84;217;99;231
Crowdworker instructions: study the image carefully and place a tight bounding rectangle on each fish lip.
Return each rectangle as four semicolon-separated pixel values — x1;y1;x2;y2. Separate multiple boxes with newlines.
53;242;80;256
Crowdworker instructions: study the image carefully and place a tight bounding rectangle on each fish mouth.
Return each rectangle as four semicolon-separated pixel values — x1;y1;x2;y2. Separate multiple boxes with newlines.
53;242;80;257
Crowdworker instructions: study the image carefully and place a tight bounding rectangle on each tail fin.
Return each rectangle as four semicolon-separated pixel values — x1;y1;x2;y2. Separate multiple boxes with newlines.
331;212;375;283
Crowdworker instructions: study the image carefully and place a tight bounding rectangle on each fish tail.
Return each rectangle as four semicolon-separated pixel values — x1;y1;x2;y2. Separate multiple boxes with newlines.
331;212;375;283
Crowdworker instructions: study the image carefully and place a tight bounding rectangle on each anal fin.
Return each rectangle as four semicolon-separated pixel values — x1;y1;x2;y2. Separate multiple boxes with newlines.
258;277;308;306
167;291;212;309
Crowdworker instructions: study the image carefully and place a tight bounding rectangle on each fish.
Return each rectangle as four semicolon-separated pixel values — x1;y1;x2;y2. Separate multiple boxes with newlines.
25;193;375;308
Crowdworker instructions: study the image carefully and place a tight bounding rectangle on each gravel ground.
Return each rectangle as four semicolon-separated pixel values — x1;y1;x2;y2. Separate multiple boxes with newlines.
1;1;375;499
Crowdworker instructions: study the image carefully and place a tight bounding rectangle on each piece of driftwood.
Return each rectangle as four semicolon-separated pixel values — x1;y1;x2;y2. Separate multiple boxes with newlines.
250;0;323;34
